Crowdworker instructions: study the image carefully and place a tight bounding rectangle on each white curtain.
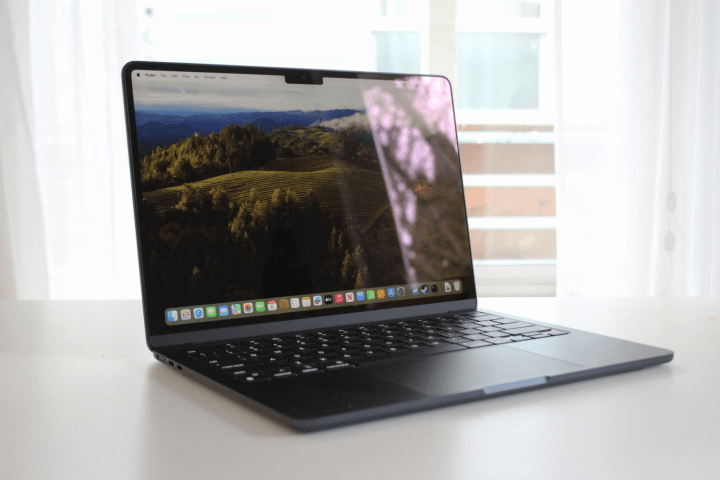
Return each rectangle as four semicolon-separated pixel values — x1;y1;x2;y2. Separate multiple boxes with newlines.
555;0;720;300
3;0;719;301
0;0;141;299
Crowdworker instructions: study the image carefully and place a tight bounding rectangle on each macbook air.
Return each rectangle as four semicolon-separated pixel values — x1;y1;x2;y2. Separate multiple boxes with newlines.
121;61;673;431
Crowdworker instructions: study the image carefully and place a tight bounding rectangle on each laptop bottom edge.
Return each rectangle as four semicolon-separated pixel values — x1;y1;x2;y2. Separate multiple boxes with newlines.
155;348;672;432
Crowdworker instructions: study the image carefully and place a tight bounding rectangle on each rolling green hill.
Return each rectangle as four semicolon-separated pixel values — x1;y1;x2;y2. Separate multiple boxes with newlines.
142;156;389;230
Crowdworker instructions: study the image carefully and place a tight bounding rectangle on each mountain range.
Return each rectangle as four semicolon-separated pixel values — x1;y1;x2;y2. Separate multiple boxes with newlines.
134;109;361;158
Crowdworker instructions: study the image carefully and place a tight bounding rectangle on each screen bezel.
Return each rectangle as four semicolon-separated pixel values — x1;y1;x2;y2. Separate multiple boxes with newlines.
121;60;478;346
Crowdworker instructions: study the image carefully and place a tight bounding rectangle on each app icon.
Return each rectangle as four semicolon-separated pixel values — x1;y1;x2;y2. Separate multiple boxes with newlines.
356;291;366;301
377;289;386;299
345;292;355;303
313;295;323;306
267;300;277;311
218;305;229;316
420;284;429;294
454;280;461;291
167;310;178;322
181;309;191;320
255;301;265;313
231;304;241;315
194;307;204;319
335;293;344;304
324;295;333;305
206;306;217;317
291;298;300;308
445;282;452;292
243;302;253;314
387;288;396;298
367;290;376;300
411;287;419;295
431;284;438;293
302;297;311;307
279;299;289;309
397;287;406;297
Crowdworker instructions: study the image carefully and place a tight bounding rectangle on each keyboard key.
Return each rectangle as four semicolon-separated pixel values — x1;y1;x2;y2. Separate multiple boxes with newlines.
339;352;363;361
492;318;520;325
384;346;409;353
528;332;551;338
314;350;335;356
479;326;502;332
463;333;490;341
502;325;551;335
486;337;514;344
463;340;492;348
502;322;535;330
437;326;460;332
417;334;442;341
397;337;422;344
361;349;387;357
218;361;249;370
458;323;480;329
265;368;295;378
458;328;481;334
483;331;511;338
438;332;465;338
239;372;270;382
326;362;353;370
476;321;500;327
443;337;470;344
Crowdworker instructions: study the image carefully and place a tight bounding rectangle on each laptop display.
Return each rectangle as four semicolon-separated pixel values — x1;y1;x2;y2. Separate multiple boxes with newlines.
127;67;476;336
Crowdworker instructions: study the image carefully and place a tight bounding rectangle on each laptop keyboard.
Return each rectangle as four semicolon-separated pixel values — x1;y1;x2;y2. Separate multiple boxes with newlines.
178;311;568;383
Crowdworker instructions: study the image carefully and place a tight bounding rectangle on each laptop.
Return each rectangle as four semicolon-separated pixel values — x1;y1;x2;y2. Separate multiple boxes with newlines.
121;61;673;431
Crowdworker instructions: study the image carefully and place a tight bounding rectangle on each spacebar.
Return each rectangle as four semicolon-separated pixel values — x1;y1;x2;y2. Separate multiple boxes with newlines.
354;343;467;366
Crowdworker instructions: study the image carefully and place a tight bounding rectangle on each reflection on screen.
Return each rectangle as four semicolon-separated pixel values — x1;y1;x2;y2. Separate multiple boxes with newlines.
131;70;473;322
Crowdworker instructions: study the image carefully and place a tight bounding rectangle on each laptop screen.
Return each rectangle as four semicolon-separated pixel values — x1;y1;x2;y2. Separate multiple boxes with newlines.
125;64;476;335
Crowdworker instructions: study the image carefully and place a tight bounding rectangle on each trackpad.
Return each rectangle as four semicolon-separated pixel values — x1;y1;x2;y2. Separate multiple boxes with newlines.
367;347;582;397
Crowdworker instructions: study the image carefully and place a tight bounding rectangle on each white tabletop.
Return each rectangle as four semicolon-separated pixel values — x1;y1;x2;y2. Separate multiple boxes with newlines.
1;297;718;479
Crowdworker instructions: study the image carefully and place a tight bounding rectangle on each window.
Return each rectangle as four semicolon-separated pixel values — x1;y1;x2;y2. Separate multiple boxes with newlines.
453;0;556;296
138;0;556;296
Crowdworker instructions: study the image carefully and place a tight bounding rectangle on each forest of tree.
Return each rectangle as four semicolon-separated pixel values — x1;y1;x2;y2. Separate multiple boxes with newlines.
268;125;378;168
140;123;277;192
139;122;384;193
141;183;405;309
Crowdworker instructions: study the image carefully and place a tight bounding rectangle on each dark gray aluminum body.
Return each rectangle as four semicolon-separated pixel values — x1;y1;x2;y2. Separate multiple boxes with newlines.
156;310;673;432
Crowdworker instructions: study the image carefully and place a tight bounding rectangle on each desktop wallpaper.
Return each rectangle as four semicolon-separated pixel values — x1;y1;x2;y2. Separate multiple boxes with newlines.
131;72;473;312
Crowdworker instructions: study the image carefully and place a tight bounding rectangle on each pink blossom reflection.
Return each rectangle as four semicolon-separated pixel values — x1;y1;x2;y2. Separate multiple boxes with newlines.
364;77;470;284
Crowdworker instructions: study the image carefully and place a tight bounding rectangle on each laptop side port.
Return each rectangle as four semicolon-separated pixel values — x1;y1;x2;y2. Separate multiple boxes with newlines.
155;353;167;363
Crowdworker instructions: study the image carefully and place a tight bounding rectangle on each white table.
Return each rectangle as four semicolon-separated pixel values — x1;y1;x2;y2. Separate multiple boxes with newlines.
1;297;718;479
